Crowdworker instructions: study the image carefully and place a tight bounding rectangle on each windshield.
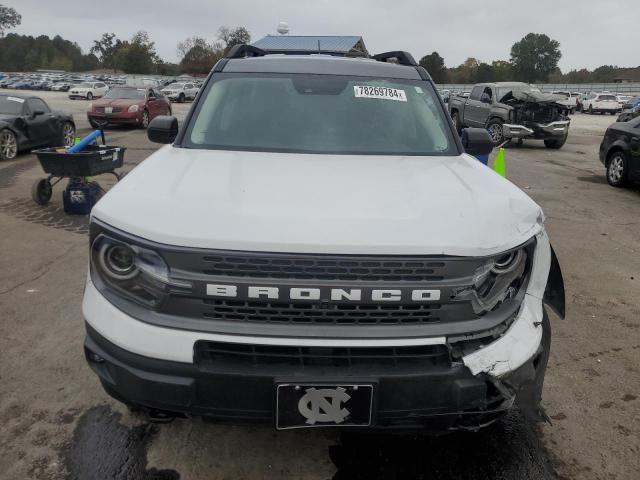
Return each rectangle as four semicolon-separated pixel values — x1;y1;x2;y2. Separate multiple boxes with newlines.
78;82;93;88
104;88;146;99
0;95;24;115
599;95;617;101
496;85;542;102
165;83;184;89
186;74;455;156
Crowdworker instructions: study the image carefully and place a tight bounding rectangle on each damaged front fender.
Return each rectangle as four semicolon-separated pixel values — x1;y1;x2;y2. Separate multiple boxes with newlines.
543;246;565;319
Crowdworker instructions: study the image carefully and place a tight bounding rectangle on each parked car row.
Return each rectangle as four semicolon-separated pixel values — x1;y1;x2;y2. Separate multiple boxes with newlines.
0;71;127;93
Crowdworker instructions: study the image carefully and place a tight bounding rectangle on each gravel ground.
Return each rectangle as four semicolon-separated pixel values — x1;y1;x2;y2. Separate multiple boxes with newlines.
0;104;638;480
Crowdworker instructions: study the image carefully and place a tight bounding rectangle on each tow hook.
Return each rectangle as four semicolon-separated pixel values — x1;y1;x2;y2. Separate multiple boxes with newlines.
146;409;176;424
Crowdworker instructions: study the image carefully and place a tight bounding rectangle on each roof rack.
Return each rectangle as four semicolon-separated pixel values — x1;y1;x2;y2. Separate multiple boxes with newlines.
371;51;418;67
225;44;266;59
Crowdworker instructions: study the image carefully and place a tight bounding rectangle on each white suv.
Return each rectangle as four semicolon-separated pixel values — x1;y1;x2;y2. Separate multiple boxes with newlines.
582;93;620;115
68;82;109;100
160;82;199;103
82;45;565;432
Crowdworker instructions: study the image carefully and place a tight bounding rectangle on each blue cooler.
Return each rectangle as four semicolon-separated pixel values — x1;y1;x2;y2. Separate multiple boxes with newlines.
63;179;103;215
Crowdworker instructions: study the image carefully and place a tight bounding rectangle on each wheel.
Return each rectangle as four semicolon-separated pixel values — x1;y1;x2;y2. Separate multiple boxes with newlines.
451;111;461;133
89;119;100;129
606;151;628;187
544;135;568;149
61;122;75;147
168;107;172;116
87;92;93;100
610;111;617;116
31;178;53;205
486;118;504;146
178;93;185;103
588;105;593;114
0;128;18;160
141;110;150;129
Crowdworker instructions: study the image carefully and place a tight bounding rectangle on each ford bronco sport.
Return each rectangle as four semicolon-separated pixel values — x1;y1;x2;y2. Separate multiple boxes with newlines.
83;45;565;431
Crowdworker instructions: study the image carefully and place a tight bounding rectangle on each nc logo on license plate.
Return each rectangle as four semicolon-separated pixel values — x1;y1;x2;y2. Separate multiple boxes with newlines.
297;387;351;425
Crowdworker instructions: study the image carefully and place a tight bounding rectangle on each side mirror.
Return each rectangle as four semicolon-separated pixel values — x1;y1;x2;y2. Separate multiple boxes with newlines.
480;94;492;104
148;95;156;101
461;128;494;156
148;115;178;144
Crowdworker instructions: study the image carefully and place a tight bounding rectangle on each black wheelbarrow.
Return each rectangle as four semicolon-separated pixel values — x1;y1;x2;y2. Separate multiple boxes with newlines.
31;144;126;205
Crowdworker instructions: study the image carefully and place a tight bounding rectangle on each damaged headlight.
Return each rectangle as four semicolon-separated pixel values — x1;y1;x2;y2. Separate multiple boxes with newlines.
452;243;533;315
91;234;190;307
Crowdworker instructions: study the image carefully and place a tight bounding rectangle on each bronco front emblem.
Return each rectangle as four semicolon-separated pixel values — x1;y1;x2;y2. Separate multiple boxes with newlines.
297;387;351;424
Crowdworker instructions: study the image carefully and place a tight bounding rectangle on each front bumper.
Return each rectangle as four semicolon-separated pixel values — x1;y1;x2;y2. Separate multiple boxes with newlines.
162;92;181;100
88;111;142;125
503;121;569;140
84;319;549;430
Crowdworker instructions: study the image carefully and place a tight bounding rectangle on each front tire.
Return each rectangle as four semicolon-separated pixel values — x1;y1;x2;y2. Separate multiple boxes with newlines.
0;128;18;160
87;92;93;100
61;122;75;147
606;151;628;187
588;105;593;114
141;110;150;129
486;118;504;146
178;93;185;103
544;135;567;149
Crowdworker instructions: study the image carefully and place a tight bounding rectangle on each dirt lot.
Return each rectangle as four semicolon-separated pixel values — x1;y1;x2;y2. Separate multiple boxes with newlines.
0;95;639;480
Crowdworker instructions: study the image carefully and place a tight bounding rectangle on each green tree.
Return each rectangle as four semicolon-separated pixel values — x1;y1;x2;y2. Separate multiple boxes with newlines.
510;33;561;82
491;60;514;82
217;26;251;53
0;4;21;37
91;33;120;71
419;51;447;83
112;31;158;74
592;65;617;82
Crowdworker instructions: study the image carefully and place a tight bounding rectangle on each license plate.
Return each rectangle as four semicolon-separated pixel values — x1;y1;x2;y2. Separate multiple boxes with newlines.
276;384;373;430
104;107;113;114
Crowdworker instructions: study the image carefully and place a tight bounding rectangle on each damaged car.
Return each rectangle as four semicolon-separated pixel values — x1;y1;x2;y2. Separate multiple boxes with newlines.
82;46;566;433
449;82;571;148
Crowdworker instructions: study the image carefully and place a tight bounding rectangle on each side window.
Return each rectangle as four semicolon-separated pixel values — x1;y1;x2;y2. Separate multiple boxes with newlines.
481;87;493;102
26;98;50;114
470;86;483;101
185;84;193;89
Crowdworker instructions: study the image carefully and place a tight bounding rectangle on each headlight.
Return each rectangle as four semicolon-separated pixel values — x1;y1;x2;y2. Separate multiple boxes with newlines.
128;104;139;113
91;234;190;307
452;243;532;315
87;102;93;111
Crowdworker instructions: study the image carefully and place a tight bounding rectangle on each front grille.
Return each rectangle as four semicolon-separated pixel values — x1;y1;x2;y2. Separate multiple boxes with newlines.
95;107;122;113
199;298;443;324
194;341;451;368
198;253;446;282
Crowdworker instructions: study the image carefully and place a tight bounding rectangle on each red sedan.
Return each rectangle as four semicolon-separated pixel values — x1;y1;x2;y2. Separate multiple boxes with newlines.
87;87;172;129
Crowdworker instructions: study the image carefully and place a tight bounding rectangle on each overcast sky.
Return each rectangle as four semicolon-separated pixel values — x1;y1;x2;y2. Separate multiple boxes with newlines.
6;0;639;71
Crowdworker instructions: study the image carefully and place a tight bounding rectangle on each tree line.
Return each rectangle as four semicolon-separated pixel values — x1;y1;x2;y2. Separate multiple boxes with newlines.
421;33;639;85
1;3;639;82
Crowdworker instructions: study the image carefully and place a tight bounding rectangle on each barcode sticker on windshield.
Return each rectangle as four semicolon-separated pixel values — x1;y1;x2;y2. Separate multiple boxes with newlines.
354;86;407;102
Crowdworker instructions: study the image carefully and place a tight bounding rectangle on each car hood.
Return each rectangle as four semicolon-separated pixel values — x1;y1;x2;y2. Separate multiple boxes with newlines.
93;147;544;256
92;98;143;108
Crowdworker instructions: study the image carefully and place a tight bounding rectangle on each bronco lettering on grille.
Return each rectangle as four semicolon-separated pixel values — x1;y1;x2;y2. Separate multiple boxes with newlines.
206;284;441;303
